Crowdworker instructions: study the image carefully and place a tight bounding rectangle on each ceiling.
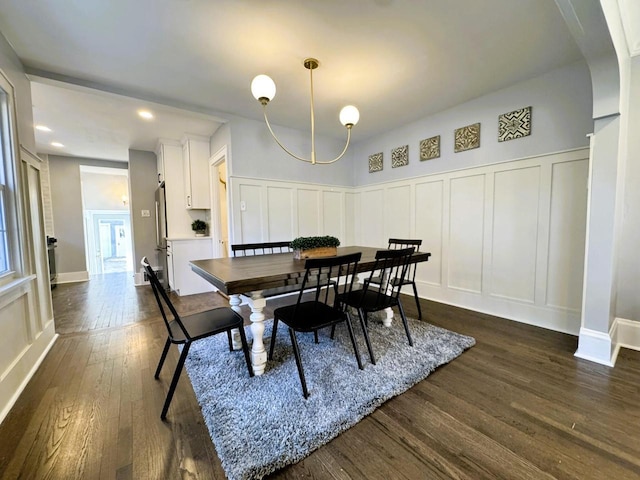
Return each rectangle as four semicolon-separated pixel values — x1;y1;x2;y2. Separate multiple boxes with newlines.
30;80;224;160
0;0;585;162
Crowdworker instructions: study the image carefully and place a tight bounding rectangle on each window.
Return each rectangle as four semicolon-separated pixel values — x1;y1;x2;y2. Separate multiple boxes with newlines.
0;186;7;273
0;71;18;279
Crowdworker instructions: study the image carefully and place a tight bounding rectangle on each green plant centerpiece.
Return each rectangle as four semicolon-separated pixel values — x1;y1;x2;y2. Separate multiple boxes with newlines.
291;235;340;259
191;219;208;236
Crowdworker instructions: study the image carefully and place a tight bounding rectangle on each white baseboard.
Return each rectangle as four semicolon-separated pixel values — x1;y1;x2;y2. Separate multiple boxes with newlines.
134;272;144;286
615;317;640;352
417;280;581;336
55;271;89;284
574;324;617;367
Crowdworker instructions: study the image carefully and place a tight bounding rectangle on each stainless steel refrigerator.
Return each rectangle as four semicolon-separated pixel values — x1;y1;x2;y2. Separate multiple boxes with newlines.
155;182;169;290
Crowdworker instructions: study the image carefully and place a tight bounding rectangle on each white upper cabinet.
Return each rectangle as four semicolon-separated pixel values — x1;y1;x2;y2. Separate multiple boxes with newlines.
182;135;211;209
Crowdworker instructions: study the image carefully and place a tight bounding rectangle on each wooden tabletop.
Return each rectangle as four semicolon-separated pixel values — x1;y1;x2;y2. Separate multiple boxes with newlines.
190;246;431;295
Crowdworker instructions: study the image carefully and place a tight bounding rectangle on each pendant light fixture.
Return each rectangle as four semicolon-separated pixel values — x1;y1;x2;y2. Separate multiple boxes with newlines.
251;58;359;165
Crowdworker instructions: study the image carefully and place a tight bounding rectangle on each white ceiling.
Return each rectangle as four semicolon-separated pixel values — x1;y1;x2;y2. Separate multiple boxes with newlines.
30;80;224;160
0;0;585;162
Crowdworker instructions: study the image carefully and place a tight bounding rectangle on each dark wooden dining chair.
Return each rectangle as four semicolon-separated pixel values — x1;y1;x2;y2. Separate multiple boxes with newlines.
368;239;423;320
337;247;416;365
231;241;292;256
268;252;363;398
141;257;253;419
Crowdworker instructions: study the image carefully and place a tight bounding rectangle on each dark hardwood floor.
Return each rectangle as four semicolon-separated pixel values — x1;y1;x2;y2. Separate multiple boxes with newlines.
1;272;638;479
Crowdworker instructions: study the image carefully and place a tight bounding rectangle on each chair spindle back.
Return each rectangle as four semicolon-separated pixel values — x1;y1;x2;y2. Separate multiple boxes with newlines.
141;257;190;342
231;241;293;257
388;238;422;282
365;247;415;306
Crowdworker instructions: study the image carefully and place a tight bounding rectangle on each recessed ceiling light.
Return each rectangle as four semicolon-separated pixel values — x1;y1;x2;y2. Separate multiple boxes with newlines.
138;110;154;120
35;125;52;132
51;142;64;147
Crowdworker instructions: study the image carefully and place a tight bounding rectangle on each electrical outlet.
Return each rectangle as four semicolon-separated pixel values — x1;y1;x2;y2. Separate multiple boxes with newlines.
141;210;150;217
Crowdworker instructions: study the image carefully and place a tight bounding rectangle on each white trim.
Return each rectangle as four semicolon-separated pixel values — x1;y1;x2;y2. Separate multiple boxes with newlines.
0;326;58;424
359;147;589;190
615;317;640;351
210;145;228;258
19;145;43;168
419;280;580;336
55;271;89;284
231;173;356;191
574;324;618;367
0;274;35;307
78;165;127;176
182;133;210;144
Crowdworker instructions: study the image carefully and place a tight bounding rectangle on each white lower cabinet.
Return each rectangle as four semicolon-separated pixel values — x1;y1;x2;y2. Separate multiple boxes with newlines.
166;238;215;296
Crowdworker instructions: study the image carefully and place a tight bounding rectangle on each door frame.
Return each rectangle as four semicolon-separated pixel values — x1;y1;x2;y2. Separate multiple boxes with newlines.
209;146;230;258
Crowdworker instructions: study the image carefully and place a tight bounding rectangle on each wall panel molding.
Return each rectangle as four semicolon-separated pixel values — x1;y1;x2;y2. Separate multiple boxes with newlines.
228;148;589;336
231;177;354;244
355;148;590;335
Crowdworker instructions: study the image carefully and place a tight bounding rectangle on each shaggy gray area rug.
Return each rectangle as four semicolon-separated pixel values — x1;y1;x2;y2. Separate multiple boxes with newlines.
184;315;475;480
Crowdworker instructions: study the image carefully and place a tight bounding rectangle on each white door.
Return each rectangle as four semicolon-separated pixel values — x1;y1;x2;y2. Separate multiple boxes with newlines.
98;222;111;273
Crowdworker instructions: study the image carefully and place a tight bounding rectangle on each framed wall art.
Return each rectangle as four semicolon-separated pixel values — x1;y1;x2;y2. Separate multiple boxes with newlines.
420;135;440;161
498;106;531;142
391;145;409;168
454;123;480;153
368;152;383;173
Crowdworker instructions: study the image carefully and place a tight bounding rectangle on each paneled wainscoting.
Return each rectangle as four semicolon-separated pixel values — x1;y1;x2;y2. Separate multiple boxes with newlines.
230;148;589;335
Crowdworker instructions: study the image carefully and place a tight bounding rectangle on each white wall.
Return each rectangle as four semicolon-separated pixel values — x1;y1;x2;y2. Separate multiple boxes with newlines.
226;115;355;186
351;61;593;186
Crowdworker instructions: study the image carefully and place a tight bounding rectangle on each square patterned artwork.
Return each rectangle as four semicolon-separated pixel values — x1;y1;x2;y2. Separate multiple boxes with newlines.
420;135;440;161
391;145;409;168
368;152;383;173
454;123;480;153
498;106;532;142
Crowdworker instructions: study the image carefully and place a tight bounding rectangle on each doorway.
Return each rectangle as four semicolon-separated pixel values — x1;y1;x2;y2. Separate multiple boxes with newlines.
209;146;230;258
80;165;133;274
84;211;133;274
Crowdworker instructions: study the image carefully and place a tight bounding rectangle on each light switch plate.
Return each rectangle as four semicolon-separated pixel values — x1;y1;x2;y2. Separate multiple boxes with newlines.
141;210;150;217
240;201;246;211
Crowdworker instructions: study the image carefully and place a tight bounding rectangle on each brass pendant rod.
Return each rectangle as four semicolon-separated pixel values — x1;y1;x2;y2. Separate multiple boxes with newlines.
309;64;316;165
314;126;352;164
262;106;313;163
259;57;353;165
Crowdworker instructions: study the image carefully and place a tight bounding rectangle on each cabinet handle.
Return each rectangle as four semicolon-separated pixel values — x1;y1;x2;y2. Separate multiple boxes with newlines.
187;195;191;207
158;173;161;182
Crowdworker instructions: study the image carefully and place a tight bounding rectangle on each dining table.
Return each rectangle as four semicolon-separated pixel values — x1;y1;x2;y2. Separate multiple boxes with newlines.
190;245;431;375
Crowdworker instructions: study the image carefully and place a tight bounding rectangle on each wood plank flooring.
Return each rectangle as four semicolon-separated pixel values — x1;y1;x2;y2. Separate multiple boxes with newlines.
0;272;638;479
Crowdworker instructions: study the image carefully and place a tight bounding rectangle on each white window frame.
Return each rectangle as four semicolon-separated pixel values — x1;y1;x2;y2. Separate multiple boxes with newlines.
0;69;23;286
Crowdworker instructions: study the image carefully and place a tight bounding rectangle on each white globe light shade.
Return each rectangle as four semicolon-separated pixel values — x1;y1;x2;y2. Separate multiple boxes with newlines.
251;75;276;102
339;105;360;127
